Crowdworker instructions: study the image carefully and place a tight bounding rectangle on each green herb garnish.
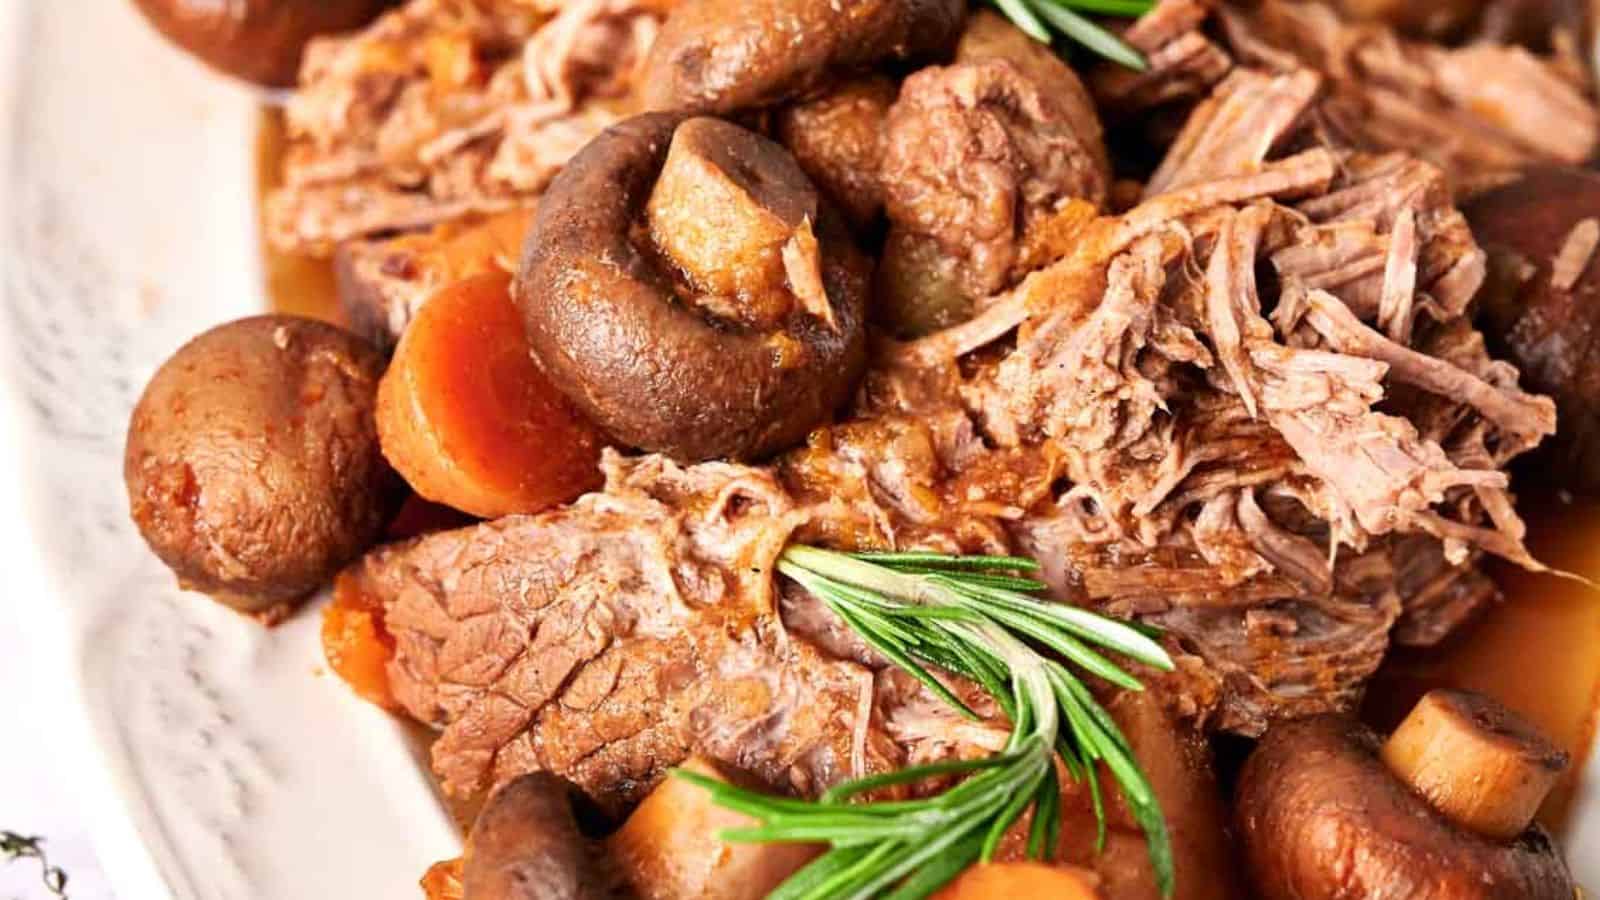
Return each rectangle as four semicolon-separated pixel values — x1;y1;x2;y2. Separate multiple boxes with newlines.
676;546;1176;899
3;832;70;899
991;0;1153;71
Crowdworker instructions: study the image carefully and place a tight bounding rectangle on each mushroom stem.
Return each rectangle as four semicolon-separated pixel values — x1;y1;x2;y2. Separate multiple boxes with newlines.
645;116;820;330
1379;689;1568;841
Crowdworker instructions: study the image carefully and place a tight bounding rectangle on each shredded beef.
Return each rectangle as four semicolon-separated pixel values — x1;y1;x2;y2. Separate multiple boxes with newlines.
1091;0;1233;117
1218;0;1598;193
266;0;667;254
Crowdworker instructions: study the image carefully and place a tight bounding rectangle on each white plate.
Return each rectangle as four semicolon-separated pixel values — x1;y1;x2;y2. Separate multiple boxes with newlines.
0;3;458;899
0;1;1595;898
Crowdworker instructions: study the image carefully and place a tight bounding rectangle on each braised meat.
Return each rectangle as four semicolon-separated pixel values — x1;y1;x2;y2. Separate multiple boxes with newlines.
876;11;1111;332
346;453;983;814
266;0;669;254
1218;0;1598;192
775;77;897;232
355;66;1551;786
1091;0;1233;119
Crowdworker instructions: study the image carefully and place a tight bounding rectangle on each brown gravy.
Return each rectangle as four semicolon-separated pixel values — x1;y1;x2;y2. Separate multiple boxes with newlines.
256;108;342;323
1366;494;1600;832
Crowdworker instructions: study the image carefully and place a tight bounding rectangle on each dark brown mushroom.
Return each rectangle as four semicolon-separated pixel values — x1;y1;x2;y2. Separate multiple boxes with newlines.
462;773;616;900
637;0;965;114
1235;690;1576;900
516;112;869;462
1464;165;1600;494
131;0;393;88
124;315;398;623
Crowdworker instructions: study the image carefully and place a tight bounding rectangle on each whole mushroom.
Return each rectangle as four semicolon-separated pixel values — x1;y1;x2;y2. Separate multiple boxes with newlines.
125;316;398;623
516;112;870;462
1464;165;1600;495
462;773;615;900
638;0;965;114
1235;689;1576;900
131;0;393;88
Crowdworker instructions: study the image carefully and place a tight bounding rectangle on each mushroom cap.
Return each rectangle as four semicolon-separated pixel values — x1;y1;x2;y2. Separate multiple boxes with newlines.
638;0;965;114
1464;165;1600;495
131;0;393;88
515;112;869;462
1235;716;1575;900
124;315;397;621
462;773;614;900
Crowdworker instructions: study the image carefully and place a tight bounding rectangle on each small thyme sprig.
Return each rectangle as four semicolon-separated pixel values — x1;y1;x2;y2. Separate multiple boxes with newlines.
676;547;1175;900
990;0;1154;70
2;832;69;899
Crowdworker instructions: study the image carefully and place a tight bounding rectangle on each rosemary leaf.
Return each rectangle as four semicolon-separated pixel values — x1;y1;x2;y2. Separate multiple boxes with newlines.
1057;0;1156;15
687;547;1176;898
1028;0;1150;70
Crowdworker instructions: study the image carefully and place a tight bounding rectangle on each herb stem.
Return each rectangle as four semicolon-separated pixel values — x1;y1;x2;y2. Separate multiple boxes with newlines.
679;546;1177;898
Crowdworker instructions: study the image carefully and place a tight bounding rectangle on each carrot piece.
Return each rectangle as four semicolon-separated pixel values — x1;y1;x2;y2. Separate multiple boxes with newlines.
321;570;397;710
419;857;464;900
376;270;606;519
932;862;1104;900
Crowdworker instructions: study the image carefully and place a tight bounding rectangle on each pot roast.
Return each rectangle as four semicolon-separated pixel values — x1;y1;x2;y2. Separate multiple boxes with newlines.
264;2;1581;894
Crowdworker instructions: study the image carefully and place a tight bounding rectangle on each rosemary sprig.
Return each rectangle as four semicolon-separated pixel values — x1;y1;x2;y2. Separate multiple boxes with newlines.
677;546;1176;899
2;832;70;899
991;0;1153;71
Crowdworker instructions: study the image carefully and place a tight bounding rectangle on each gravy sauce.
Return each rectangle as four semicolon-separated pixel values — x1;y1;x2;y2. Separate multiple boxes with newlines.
256;108;342;323
1366;495;1600;832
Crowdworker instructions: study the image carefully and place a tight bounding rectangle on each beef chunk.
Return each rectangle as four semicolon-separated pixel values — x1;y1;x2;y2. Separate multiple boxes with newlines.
266;0;664;254
878;11;1110;305
775;76;896;232
1219;0;1598;193
350;453;987;814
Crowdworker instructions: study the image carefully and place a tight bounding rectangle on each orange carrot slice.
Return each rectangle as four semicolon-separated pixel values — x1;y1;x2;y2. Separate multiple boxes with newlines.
376;270;605;519
933;862;1104;900
321;570;397;710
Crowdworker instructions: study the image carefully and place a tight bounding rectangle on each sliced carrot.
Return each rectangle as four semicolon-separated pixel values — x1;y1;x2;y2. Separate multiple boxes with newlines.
419;857;464;900
932;862;1104;900
321;570;397;710
376;270;606;519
